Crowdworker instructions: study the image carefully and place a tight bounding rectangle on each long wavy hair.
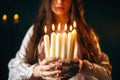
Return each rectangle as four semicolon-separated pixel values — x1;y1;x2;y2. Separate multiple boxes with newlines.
25;0;101;64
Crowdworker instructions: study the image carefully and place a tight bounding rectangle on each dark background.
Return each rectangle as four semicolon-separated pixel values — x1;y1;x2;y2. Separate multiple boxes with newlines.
0;0;120;80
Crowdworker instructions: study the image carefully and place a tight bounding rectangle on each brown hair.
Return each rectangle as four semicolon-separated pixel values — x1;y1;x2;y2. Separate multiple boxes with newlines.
25;0;101;64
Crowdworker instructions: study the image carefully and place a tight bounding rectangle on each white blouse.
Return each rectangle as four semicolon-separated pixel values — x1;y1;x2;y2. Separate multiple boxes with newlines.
8;25;80;80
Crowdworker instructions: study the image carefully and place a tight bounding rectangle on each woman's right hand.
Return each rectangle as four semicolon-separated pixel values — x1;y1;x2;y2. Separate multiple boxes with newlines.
33;57;62;80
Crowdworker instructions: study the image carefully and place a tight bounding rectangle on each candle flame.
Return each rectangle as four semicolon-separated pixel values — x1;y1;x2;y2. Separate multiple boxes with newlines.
58;23;61;31
73;21;76;28
69;25;73;31
44;25;47;33
52;24;55;31
64;24;67;31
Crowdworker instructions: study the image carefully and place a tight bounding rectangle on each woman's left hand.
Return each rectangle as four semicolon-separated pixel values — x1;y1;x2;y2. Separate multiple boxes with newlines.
57;58;80;80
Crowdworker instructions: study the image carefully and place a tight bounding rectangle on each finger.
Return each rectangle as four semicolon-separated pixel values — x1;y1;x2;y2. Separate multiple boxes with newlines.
40;57;59;65
40;63;61;71
41;70;61;77
42;76;61;80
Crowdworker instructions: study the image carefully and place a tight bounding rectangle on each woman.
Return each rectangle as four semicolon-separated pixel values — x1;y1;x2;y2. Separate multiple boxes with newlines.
8;0;112;80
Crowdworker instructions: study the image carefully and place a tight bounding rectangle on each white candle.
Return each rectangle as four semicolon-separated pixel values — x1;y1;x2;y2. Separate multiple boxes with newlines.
50;24;56;57
72;21;77;58
72;30;77;43
61;32;67;59
56;33;62;58
56;23;62;58
44;26;50;58
61;24;68;59
71;29;77;58
67;32;73;59
61;24;67;59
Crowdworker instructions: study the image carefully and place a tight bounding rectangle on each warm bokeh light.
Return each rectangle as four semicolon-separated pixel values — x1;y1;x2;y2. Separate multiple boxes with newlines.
14;13;19;20
13;13;19;23
2;14;7;21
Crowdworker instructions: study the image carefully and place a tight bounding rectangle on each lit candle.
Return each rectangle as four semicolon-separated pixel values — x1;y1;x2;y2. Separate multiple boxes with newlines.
72;21;77;42
56;23;62;58
67;26;73;59
61;24;67;59
50;24;56;57
72;21;77;58
44;25;50;58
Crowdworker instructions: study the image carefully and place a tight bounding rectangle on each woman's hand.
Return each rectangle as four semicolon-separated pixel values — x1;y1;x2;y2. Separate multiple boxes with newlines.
57;58;81;80
33;57;62;80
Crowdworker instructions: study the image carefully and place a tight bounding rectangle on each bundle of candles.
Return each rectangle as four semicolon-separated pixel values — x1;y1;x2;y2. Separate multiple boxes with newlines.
44;21;77;60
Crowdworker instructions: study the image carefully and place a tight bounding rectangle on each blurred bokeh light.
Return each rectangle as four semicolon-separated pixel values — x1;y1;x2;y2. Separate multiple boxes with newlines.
2;14;7;22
